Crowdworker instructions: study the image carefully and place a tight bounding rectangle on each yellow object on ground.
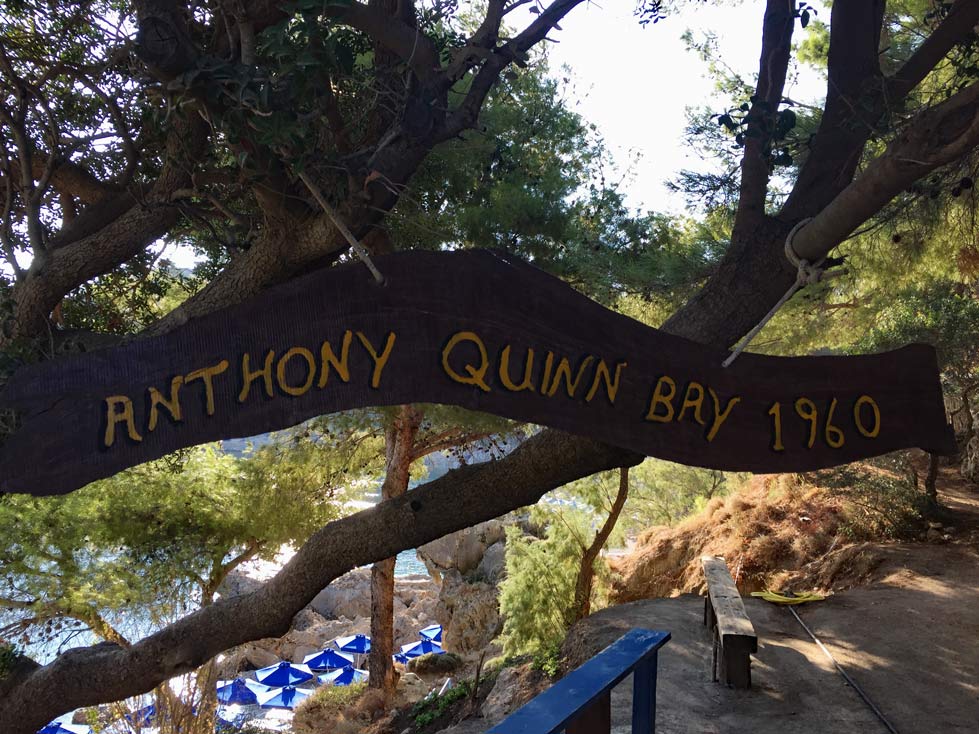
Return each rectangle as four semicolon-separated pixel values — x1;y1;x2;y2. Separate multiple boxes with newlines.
750;590;825;605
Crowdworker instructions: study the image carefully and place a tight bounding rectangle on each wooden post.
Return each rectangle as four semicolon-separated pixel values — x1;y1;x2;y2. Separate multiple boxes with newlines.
631;653;658;734
566;691;611;734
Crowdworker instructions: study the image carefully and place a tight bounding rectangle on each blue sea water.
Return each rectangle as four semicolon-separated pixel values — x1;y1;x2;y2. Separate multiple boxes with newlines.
395;548;428;576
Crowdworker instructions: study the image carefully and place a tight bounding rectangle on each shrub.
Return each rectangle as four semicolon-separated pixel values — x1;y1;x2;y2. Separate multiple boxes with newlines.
813;454;928;539
409;651;462;675
410;679;473;728
292;682;372;734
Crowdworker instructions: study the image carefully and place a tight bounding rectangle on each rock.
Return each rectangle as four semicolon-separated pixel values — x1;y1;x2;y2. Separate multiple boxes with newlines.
926;527;943;542
241;642;280;669
292;644;319;664
216;567;266;598
418;520;506;582
476;541;507;584
292;607;330;631
310;568;372;619
397;672;431;704
927;521;943;530
479;664;549;726
944;526;956;534
215;649;249;679
437;571;501;655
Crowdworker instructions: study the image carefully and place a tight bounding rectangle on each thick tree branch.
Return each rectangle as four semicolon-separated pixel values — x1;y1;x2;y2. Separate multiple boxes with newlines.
885;0;979;102
792;80;979;262
439;0;587;140
783;0;886;215
326;1;439;86
735;0;794;223
10;113;207;339
0;429;641;734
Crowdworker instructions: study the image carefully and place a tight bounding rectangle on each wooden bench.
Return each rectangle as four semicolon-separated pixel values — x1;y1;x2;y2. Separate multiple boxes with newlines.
701;555;757;689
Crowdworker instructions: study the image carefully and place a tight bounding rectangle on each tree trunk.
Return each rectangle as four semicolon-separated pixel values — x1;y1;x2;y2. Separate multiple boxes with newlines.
369;405;423;694
569;467;630;624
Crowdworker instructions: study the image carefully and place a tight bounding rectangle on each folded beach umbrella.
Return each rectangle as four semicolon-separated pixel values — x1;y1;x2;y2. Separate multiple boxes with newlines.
37;724;91;734
319;665;368;687
400;639;444;659
303;648;355;672
333;634;371;654
216;677;264;705
255;660;315;687
256;684;314;710
418;624;443;643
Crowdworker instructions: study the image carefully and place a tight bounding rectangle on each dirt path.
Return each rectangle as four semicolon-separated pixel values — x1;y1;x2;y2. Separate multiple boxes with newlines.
556;474;979;734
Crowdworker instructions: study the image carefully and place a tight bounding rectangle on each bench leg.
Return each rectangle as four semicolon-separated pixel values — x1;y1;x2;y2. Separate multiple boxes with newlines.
567;690;611;734
631;653;658;734
723;647;751;689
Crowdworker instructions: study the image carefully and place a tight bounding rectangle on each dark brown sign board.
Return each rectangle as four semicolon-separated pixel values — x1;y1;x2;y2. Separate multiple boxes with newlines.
0;249;956;496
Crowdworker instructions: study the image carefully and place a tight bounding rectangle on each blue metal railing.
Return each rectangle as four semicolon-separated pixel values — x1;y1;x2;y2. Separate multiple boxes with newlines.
488;628;671;734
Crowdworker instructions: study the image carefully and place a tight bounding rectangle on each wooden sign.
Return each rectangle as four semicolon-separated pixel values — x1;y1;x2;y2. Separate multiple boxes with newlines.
0;250;955;496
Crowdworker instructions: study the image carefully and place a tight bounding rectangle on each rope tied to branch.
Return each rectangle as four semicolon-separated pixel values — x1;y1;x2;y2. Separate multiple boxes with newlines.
722;218;820;368
297;171;385;285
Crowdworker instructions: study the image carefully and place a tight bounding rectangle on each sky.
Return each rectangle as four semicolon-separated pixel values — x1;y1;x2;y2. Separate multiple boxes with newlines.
512;0;828;215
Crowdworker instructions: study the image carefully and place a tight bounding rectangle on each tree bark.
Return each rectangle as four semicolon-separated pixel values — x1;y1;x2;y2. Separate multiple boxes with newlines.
369;405;422;695
569;467;629;624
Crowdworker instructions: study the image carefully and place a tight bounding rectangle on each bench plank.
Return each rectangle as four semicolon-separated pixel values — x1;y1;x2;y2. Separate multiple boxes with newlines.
701;556;757;689
701;556;757;648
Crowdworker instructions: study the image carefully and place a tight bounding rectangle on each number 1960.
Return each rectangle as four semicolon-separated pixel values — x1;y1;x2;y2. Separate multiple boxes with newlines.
768;395;880;451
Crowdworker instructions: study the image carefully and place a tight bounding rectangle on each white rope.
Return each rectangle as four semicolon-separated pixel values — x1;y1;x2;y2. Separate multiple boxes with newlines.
297;171;385;285
722;218;819;368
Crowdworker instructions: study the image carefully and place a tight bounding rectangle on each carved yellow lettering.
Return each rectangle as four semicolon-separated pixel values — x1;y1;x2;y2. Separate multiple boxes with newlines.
441;331;490;392
357;331;397;389
276;347;316;397
318;331;353;387
499;345;535;393
539;352;555;394
239;351;275;403
706;388;741;442
585;360;627;404
644;376;677;423
546;356;595;398
148;376;184;432
104;395;142;447
186;360;229;416
677;382;706;426
854;395;880;438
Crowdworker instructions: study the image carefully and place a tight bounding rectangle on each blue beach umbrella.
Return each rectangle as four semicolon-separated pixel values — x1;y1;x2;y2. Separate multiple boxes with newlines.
254;660;314;687
38;725;91;734
256;684;314;710
333;634;371;654
393;652;410;665
419;624;443;643
319;665;368;686
303;648;355;672
400;639;444;659
216;677;265;705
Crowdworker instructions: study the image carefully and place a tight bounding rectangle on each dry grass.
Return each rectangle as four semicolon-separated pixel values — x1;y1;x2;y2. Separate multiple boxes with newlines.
611;474;851;601
292;683;385;734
